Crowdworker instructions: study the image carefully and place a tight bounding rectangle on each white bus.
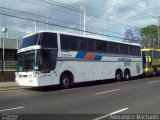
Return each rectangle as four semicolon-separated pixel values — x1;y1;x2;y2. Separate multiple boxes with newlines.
15;31;143;88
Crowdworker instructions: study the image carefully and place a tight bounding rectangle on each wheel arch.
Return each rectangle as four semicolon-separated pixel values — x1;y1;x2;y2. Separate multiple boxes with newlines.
152;68;158;76
124;68;131;76
116;68;123;76
60;70;74;84
115;68;123;81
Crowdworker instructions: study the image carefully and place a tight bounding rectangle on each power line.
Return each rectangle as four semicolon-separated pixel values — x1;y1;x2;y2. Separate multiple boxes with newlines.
123;0;153;16
22;0;130;29
67;0;139;25
47;0;137;27
22;0;137;28
0;8;135;41
43;0;133;24
0;7;125;37
106;0;153;22
125;0;153;14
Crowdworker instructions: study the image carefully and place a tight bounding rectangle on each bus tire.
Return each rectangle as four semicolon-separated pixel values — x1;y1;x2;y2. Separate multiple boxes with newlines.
124;70;130;81
152;69;157;77
60;74;71;89
115;70;123;82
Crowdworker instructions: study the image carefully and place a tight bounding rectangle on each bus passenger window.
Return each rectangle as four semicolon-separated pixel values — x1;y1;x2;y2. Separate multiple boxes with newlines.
96;40;103;52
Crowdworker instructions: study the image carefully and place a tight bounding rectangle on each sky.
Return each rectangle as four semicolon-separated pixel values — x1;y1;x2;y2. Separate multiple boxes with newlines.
1;0;160;41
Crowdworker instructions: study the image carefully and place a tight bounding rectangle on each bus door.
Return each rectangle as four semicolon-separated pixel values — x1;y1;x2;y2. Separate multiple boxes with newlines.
40;49;58;85
40;49;52;84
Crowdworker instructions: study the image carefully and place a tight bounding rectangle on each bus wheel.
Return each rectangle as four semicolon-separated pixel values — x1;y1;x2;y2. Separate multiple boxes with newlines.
152;69;157;77
115;70;123;82
60;74;71;89
124;70;130;81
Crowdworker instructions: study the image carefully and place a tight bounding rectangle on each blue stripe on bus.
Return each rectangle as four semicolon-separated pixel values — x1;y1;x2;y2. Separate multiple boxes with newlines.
94;55;102;60
76;51;87;59
76;52;102;60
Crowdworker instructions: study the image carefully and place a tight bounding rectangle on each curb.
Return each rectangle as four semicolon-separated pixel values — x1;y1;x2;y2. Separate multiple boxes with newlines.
0;87;27;91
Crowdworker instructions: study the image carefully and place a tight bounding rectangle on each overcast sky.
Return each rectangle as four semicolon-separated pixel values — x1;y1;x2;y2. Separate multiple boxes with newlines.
1;0;160;40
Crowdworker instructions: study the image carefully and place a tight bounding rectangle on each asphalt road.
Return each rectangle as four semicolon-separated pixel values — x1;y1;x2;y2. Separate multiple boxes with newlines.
0;77;160;120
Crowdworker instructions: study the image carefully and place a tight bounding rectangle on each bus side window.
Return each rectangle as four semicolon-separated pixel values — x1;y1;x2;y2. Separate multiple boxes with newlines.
79;37;88;51
96;40;103;52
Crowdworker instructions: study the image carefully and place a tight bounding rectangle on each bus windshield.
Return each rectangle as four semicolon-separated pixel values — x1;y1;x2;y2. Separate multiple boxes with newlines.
20;32;58;49
20;34;40;48
17;50;40;72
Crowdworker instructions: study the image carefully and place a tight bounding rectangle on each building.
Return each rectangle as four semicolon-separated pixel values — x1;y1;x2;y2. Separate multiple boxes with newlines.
0;38;21;71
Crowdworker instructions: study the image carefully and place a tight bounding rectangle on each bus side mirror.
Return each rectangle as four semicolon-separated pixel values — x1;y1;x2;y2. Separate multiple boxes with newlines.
148;56;152;63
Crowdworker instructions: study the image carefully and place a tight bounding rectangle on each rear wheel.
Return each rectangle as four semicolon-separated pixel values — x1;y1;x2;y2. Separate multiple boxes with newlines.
115;71;123;82
152;69;157;77
124;71;130;81
60;74;71;89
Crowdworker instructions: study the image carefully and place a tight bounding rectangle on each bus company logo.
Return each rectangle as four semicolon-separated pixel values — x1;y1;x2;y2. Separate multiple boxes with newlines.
118;58;131;66
118;57;131;62
62;54;72;58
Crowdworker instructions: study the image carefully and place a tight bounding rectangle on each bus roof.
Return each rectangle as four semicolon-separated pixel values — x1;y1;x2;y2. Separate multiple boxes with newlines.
23;30;140;46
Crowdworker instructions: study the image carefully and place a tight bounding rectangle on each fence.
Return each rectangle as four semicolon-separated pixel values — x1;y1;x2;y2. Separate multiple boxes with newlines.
0;61;17;71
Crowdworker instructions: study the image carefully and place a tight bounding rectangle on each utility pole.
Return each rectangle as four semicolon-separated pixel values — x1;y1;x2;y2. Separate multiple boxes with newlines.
1;27;7;81
0;0;3;80
80;5;87;35
80;5;82;35
46;8;49;30
158;16;160;48
33;21;37;33
104;13;106;35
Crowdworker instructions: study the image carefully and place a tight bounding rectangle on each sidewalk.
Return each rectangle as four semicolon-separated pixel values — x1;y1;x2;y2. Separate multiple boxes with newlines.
0;81;26;91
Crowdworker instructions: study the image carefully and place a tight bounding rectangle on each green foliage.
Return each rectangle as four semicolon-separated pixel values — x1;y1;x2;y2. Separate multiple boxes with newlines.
140;25;158;48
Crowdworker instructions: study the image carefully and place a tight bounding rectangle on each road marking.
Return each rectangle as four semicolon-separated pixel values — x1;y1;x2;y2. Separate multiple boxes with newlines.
0;106;25;112
147;81;159;84
93;108;129;120
95;89;120;95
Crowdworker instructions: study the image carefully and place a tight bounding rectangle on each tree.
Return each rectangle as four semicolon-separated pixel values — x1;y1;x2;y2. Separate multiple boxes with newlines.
124;28;142;45
140;25;158;48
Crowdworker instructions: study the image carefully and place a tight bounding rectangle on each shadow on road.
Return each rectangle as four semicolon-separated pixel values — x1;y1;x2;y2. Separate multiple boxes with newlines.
25;77;142;92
